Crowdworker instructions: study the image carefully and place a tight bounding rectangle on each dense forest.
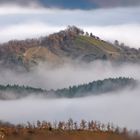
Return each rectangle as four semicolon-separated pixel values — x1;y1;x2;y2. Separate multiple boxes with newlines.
54;77;136;98
0;77;137;100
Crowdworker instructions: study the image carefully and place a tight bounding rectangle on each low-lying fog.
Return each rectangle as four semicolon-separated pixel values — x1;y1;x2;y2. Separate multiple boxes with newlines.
0;61;140;130
0;88;140;130
0;61;140;90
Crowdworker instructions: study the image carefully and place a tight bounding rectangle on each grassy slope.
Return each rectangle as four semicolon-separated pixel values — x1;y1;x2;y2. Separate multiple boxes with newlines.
21;35;121;65
23;47;61;65
75;36;121;59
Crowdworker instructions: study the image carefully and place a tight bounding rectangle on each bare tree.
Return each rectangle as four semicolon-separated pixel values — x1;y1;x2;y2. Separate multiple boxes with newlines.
67;118;74;130
80;120;87;130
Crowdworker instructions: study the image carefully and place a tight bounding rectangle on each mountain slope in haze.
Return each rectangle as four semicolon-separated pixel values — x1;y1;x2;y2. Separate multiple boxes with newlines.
0;26;140;69
0;77;137;100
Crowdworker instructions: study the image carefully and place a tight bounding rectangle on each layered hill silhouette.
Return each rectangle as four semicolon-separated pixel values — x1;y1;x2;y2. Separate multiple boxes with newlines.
0;77;137;100
0;26;140;69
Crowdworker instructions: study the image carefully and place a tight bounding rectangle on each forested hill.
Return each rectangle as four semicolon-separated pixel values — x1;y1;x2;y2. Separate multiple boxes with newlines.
0;77;137;100
0;26;140;69
53;77;136;98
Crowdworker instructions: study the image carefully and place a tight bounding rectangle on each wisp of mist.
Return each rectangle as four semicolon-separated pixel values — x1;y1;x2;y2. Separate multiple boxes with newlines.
0;61;140;90
0;88;140;130
0;61;140;131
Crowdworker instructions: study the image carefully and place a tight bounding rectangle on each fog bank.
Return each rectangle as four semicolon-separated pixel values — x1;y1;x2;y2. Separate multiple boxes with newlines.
0;88;140;130
0;61;140;90
0;61;140;131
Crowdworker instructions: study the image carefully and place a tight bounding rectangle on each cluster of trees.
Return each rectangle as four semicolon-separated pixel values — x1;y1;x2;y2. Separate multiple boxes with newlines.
0;39;41;57
0;77;136;100
0;26;85;60
114;40;140;55
54;77;136;98
24;119;128;133
0;85;45;93
0;119;139;139
0;26;88;65
85;32;102;41
0;84;47;100
0;38;41;65
41;26;84;48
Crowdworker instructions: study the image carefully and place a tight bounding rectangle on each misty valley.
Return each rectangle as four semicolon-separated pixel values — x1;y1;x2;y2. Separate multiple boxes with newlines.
0;58;140;131
0;3;140;139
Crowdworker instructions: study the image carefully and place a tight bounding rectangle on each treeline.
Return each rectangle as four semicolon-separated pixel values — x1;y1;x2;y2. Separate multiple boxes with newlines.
0;119;139;140
0;77;137;100
114;40;140;59
0;84;45;93
0;85;47;100
54;77;136;98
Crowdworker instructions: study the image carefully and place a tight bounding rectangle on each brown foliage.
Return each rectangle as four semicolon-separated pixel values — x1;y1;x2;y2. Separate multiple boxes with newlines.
0;119;139;140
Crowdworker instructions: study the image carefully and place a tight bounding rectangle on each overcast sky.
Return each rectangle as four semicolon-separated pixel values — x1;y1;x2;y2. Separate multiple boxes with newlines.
0;1;139;48
1;0;140;9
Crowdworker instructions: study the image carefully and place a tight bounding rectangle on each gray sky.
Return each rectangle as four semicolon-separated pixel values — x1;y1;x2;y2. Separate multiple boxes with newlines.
1;0;140;9
0;6;140;48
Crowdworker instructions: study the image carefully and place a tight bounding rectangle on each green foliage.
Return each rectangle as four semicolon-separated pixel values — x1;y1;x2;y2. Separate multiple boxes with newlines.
0;84;46;99
0;77;136;100
0;85;44;93
76;35;119;53
55;77;136;98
